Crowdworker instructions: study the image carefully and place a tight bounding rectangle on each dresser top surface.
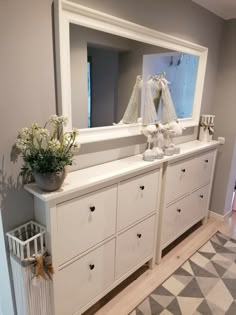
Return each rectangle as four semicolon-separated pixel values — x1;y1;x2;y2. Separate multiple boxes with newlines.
25;140;219;203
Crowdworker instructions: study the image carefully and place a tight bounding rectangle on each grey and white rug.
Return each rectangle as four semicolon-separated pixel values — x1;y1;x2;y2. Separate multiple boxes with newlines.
135;232;236;315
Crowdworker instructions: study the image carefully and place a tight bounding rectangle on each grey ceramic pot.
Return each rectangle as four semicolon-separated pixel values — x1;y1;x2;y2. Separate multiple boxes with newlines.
33;168;67;192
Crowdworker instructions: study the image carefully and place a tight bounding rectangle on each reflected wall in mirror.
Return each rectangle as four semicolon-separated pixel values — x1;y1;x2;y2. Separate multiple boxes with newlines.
142;53;199;119
70;24;168;128
70;24;200;129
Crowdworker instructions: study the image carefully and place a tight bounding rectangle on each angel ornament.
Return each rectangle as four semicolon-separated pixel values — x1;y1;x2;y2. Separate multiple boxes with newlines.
117;75;142;125
152;73;185;156
152;124;165;159
142;125;157;161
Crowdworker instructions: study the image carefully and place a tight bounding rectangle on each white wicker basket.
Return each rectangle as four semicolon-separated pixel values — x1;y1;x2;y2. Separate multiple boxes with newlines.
6;221;53;315
7;221;46;260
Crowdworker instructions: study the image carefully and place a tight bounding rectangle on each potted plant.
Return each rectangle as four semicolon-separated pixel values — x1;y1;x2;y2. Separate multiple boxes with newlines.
16;115;80;192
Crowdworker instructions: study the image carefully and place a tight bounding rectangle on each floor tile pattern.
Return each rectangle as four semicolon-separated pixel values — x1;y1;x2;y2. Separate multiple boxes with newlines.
135;232;236;315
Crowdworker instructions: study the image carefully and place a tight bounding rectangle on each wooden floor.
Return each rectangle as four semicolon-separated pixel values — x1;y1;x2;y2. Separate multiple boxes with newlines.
85;212;236;315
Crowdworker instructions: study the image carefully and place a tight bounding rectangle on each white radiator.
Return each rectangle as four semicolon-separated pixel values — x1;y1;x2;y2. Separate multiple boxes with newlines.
7;221;53;315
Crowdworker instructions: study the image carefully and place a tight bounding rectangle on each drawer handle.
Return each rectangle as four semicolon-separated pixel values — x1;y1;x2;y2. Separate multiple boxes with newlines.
137;233;142;238
140;185;145;191
200;195;204;199
90;206;96;212
89;264;95;270
181;169;186;173
177;208;182;213
205;159;209;163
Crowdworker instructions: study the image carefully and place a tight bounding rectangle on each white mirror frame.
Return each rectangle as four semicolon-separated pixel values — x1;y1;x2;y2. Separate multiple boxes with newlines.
54;0;208;144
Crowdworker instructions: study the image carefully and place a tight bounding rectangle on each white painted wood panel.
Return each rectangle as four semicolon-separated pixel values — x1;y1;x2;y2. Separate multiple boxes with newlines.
162;183;211;248
165;158;194;204
55;239;115;315
162;195;191;246
116;215;155;279
193;151;215;189
117;171;159;230
56;186;117;265
190;184;210;221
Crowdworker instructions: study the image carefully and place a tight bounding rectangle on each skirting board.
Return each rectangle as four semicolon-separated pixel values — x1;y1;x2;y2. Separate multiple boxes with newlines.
208;209;232;221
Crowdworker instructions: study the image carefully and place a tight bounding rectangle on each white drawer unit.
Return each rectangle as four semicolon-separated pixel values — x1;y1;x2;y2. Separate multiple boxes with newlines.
193;151;215;189
116;215;155;279
25;140;219;314
117;170;159;230
190;184;211;221
162;195;191;247
56;185;117;265
55;239;115;315
162;184;211;248
160;149;217;253
27;162;162;315
165;158;194;204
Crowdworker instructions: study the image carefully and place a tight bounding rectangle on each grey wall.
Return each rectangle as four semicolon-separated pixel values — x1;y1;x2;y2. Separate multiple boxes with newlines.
70;24;133;128
88;47;119;127
71;24;170;126
70;28;88;128
210;19;236;216
0;1;55;312
142;53;199;119
0;0;56;231
117;42;169;121
0;216;14;315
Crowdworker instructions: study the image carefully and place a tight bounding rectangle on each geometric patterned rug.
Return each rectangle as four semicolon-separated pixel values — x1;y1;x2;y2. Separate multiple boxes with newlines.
134;232;236;315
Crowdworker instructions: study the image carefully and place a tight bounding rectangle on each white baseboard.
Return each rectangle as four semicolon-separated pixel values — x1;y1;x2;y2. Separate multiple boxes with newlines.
208;209;232;221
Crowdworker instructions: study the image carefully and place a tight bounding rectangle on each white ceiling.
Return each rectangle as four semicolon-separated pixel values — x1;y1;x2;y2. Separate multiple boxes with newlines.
192;0;236;20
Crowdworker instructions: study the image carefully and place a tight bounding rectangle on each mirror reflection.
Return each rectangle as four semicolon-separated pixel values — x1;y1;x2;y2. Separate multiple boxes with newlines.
70;24;199;129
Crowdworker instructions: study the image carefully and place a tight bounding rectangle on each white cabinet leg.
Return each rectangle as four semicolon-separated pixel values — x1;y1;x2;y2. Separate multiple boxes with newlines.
148;258;156;270
202;215;208;225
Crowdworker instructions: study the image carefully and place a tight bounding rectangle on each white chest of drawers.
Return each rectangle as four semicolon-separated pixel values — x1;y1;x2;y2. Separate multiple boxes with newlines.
25;140;219;314
26;158;162;315
157;148;217;262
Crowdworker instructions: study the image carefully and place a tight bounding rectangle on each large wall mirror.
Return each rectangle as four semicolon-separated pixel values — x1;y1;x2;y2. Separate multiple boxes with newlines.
55;0;208;143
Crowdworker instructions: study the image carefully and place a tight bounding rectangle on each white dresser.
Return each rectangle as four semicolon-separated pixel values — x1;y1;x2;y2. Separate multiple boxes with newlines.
26;157;162;315
25;140;219;315
157;146;217;262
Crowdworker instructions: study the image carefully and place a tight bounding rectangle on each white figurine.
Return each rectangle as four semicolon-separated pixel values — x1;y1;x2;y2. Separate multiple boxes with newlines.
142;124;157;161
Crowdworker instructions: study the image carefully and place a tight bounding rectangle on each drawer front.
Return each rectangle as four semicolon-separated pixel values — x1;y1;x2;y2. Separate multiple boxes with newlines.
193;151;215;189
190;184;210;221
57;186;117;265
55;239;115;315
116;215;155;279
165;158;194;204
162;184;211;248
117;170;159;231
162;195;191;247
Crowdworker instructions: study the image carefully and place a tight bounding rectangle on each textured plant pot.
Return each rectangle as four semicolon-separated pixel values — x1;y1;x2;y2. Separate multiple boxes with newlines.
33;169;67;192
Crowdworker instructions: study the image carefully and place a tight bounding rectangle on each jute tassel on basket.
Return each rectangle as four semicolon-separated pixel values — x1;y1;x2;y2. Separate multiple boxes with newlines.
23;252;54;280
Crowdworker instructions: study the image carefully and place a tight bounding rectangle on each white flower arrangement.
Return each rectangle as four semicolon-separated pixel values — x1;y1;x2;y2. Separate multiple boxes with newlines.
16;115;80;180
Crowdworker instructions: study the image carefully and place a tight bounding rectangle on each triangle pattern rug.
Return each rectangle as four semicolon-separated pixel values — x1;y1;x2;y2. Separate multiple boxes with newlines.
134;231;236;315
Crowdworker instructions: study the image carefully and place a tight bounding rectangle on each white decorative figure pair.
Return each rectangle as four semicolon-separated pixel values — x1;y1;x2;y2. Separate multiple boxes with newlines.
142;72;185;160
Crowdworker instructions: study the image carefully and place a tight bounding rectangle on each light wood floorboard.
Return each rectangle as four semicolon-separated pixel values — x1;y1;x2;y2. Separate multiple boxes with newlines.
88;212;235;315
